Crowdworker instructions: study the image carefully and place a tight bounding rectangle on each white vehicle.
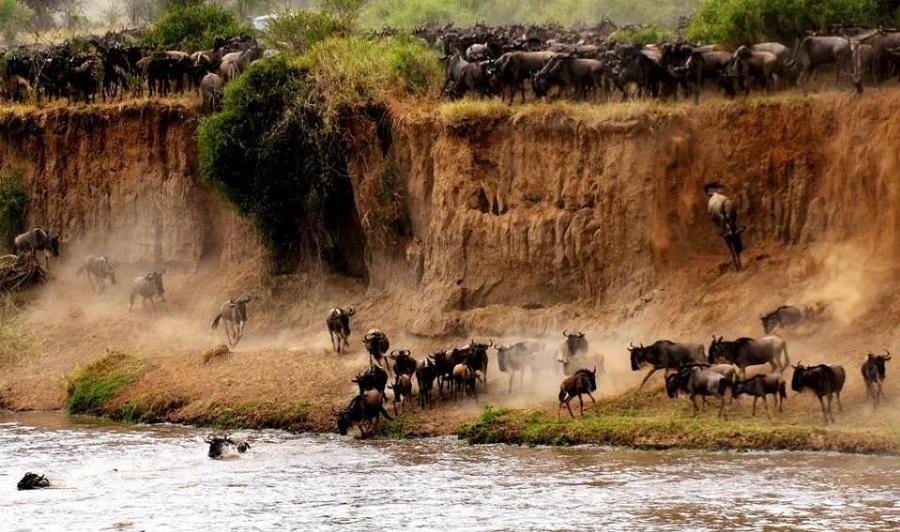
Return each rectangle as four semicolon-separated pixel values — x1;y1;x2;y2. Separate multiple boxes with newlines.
252;15;276;31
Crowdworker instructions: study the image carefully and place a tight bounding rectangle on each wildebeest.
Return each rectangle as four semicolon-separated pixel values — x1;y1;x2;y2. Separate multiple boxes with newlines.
76;254;117;293
363;329;391;374
760;303;820;334
664;365;731;418
558;367;598;418
684;50;734;103
791;362;846;423
496;340;546;393
352;364;388;398
532;54;604;99
788;35;851;87
731;373;787;418
205;435;250;459
452;362;479;402
14;227;60;270
703;182;743;271
628;340;706;390
388;373;413;415
199;72;223;115
17;472;50;490
730;46;780;96
334;390;392;438
415;356;438;409
861;350;891;408
388;349;417;378
492;50;558;103
708;335;790;377
129;271;166;312
326;307;354;353
558;330;588;375
210;295;252;347
437;340;492;389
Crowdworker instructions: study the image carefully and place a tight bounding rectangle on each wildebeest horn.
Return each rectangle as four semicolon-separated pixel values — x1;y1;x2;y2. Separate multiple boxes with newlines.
563;329;569;337
487;339;493;347
884;349;891;360
389;350;397;358
345;307;355;316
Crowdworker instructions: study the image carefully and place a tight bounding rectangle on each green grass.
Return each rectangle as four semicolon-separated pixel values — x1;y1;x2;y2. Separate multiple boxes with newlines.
64;351;145;416
204;400;313;431
116;393;189;424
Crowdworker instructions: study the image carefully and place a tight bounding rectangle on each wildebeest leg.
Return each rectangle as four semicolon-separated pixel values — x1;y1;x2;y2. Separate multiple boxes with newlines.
835;391;843;413
565;396;576;418
690;395;700;415
508;371;514;394
761;396;770;419
577;394;585;416
637;368;659;391
718;395;726;419
751;396;758;417
586;391;596;410
817;395;829;424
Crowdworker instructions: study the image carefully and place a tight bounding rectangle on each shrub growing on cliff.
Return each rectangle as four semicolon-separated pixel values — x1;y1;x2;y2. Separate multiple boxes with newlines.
143;3;250;51
198;55;353;270
65;351;144;416
0;168;28;254
260;10;348;54
686;0;887;46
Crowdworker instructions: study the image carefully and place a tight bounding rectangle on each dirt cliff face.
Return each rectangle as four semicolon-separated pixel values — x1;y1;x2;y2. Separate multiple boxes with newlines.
0;103;263;274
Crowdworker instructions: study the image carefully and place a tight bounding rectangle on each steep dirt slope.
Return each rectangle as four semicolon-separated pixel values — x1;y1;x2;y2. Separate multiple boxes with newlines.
0;93;897;438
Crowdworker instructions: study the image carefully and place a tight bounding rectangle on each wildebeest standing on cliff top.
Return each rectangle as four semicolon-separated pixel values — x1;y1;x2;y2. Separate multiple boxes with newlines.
14;227;60;270
326;307;355;353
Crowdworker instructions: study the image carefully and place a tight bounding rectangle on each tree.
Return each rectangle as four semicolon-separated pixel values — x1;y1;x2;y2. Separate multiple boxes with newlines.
0;0;32;43
319;0;366;27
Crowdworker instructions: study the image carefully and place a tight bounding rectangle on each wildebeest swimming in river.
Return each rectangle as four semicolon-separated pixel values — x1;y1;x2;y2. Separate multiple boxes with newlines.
17;472;50;490
211;295;252;347
129;271;166;313
704;182;744;272
14;227;60;270
205;435;250;459
76;255;118;293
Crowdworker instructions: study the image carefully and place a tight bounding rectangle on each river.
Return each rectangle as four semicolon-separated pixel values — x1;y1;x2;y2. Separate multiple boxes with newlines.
0;412;897;531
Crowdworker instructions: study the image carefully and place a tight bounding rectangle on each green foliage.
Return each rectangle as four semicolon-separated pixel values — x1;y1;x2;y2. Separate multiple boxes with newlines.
301;35;441;125
198;55;351;269
359;0;700;29
117;393;187;423
0;168;28;254
687;0;887;46
609;25;675;44
65;351;144;416
260;10;347;54
208;400;312;430
144;3;251;51
458;405;510;444
319;0;368;27
0;0;31;44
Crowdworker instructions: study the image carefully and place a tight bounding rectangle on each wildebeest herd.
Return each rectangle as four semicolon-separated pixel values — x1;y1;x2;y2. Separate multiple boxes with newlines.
426;22;900;101
0;29;263;114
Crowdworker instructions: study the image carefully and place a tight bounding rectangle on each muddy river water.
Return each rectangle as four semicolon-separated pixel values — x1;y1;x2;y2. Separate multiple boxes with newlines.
0;412;897;530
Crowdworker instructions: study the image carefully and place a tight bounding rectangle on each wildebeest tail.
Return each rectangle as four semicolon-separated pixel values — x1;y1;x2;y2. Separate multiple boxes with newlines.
211;314;222;330
380;404;393;421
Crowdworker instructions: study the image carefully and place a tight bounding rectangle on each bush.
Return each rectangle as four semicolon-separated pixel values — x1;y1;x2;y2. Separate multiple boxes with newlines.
0;168;28;254
143;4;250;51
609;25;676;45
260;10;347;54
687;0;887;46
198;55;352;271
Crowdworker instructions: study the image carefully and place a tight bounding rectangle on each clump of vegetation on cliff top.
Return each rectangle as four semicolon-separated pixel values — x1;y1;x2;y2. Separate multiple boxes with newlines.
65;351;145;416
142;3;251;51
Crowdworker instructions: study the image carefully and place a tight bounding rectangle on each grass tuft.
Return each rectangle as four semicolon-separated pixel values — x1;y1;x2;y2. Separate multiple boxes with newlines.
65;351;145;416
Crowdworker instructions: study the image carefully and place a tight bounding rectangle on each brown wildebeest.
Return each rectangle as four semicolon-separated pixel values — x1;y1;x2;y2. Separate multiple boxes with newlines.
558;367;597;418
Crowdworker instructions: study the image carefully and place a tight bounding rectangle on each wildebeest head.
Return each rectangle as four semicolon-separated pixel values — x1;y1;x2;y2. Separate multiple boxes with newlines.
865;350;891;381
707;336;724;364
17;472;50;490
627;342;647;371
334;407;353;436
563;329;586;352
665;371;684;398
146;270;165;295
575;366;598;392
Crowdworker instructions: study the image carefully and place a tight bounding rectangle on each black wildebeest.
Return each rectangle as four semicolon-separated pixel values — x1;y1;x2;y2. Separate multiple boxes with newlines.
665;366;731;418
14;227;60;270
628;340;706;390
334;390;392;438
352;364;389;398
129;271;166;312
17;472;50;490
76;255;118;293
532;54;604;100
211;295;252;347
558;330;588;375
861;350;891;408
415;356;438;409
730;46;780;96
704;182;744;271
496;340;546;394
731;373;787;418
760;303;821;334
326;307;354;353
205;435;250;459
363;329;391;374
558;367;598;418
791;362;846;423
389;349;417;378
683;50;734;103
492;50;558;103
708;335;790;377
